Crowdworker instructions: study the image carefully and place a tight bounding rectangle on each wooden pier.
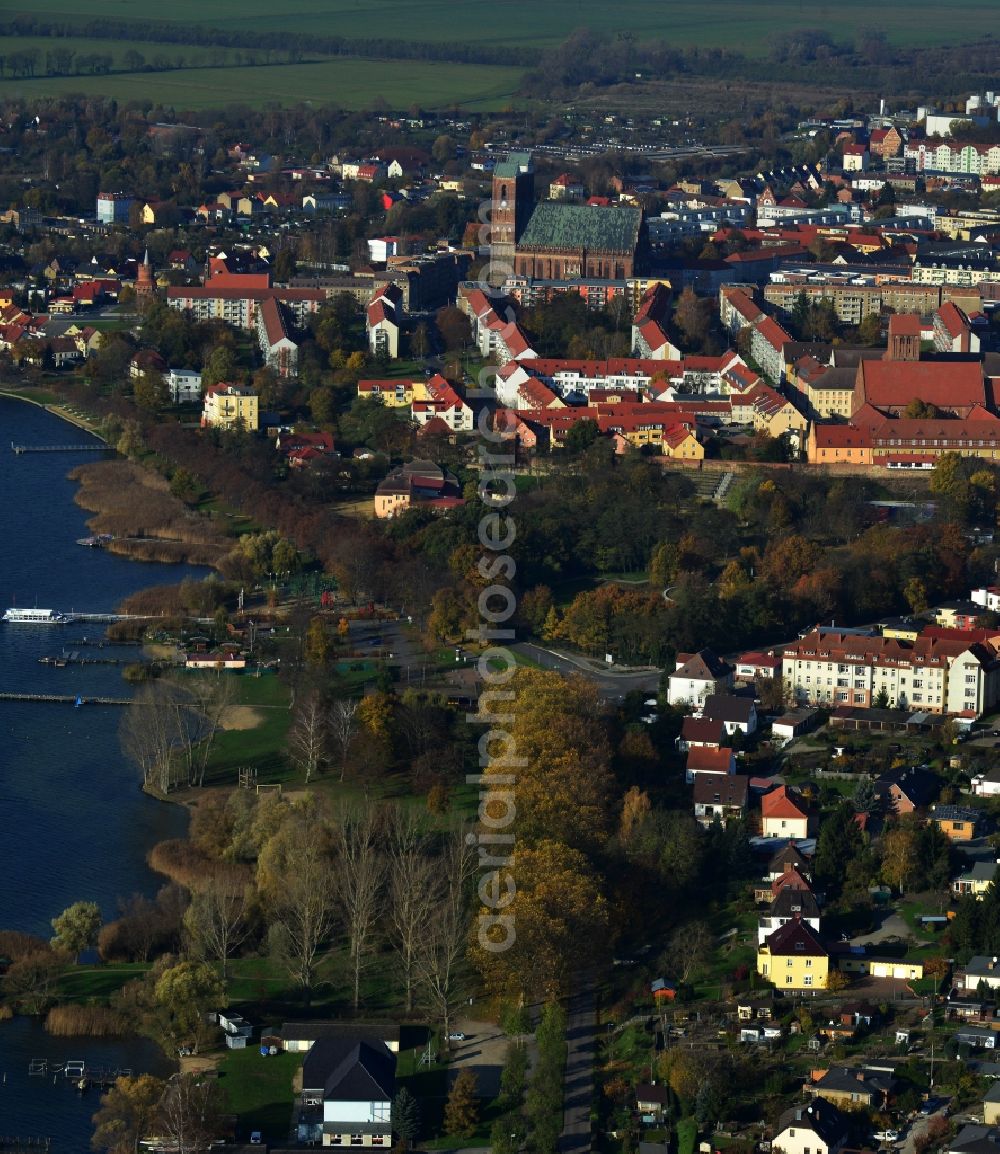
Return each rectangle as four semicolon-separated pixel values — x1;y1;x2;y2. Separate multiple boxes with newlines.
0;692;135;705
39;652;144;667
10;443;106;454
28;1057;132;1088
0;1138;51;1152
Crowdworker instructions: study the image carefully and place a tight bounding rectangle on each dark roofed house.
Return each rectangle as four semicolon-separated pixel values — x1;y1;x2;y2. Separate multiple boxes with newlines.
767;841;811;882
297;1033;396;1147
773;1099;850;1154
279;1021;400;1054
874;766;940;814
693;773;749;826
808;1065;895;1109
679;715;725;750
702;693;758;735
668;648;735;707
758;886;821;944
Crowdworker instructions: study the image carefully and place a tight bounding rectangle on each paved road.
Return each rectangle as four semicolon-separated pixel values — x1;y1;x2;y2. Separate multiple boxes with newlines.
347;621;661;703
513;642;660;702
897;1104;949;1154
560;984;597;1154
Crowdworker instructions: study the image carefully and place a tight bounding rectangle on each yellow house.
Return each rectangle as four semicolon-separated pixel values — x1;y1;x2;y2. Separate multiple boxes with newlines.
882;621;921;642
357;379;415;408
663;427;705;460
757;919;829;991
800;370;855;421
201;384;259;431
930;805;981;842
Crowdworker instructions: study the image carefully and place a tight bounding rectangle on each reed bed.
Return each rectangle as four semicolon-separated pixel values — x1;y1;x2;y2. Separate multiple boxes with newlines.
45;1005;129;1036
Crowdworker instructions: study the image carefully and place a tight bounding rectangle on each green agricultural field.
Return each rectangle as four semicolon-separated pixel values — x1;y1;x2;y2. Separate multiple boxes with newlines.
17;0;1000;52
0;56;523;111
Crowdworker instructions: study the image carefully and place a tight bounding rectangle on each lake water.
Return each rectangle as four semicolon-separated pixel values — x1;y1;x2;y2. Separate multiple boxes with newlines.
0;395;208;1146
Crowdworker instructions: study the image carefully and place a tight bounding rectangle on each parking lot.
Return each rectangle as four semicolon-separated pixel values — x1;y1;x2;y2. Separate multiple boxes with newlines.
444;1018;513;1098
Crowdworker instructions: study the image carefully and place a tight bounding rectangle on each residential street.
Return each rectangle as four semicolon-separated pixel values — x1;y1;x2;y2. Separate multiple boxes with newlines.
560;984;597;1154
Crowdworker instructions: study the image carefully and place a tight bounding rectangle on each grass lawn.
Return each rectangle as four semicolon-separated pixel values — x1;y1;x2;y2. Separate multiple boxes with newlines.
201;673;292;787
0;386;66;405
217;1047;301;1140
57;962;151;1001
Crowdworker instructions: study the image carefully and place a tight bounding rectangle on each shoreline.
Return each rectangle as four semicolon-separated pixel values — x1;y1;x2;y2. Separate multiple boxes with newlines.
0;387;109;442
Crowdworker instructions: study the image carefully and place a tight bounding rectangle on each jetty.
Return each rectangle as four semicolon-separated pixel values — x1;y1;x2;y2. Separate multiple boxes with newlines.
0;1139;51;1152
0;693;134;705
28;1057;132;1089
10;443;106;454
39;651;144;667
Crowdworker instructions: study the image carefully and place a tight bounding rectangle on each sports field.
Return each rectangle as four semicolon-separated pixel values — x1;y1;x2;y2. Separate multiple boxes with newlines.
16;0;1000;52
0;56;525;111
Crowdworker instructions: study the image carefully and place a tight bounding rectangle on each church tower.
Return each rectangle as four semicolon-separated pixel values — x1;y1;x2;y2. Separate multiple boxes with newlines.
489;152;533;286
135;249;155;306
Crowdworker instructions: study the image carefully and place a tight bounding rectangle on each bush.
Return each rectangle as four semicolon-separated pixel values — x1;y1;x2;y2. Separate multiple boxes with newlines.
677;1118;698;1154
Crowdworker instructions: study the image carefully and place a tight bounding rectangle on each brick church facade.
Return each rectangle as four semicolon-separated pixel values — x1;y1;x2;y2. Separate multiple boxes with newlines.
488;152;643;285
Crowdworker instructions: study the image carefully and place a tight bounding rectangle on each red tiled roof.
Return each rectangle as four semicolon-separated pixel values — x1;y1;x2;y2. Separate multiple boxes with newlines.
859;359;985;410
754;316;792;351
762;785;809;821
686;746;735;774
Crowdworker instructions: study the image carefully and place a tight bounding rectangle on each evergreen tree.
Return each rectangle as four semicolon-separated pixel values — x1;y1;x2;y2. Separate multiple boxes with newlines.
391;1087;421;1147
852;775;876;814
814;801;863;900
444;1069;480;1139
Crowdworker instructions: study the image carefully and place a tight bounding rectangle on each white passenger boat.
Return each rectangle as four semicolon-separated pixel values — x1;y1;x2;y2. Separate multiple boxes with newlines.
2;607;75;624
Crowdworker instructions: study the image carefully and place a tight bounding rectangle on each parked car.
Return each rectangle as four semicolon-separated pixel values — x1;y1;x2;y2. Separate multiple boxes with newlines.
874;1131;898;1143
448;1031;467;1042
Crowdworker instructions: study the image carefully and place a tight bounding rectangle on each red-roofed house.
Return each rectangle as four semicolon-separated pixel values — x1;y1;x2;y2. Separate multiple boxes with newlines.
750;315;793;383
761;786;813;839
412;374;474;432
257;296;298;377
685;745;737;783
934;302;979;355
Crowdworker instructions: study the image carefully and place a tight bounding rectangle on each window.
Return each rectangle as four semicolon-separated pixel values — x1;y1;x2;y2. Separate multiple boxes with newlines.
786;958;793;967
786;975;793;984
351;1137;364;1146
803;975;813;987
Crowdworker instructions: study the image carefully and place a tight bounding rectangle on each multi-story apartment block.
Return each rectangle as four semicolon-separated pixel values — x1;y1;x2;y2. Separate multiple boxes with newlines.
782;627;1000;716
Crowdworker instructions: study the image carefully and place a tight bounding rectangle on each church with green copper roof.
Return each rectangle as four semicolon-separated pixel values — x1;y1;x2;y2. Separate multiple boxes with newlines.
490;152;644;284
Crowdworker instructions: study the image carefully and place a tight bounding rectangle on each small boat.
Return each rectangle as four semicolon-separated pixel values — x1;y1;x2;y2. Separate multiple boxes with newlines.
3;608;74;624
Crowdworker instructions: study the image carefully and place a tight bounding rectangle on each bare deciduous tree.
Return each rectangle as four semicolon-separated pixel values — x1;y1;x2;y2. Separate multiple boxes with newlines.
416;828;474;1042
288;691;328;783
187;673;237;787
183;878;254;980
386;807;438;1014
120;682;194;795
157;1073;226;1154
329;698;358;781
268;841;338;1006
334;808;386;1010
